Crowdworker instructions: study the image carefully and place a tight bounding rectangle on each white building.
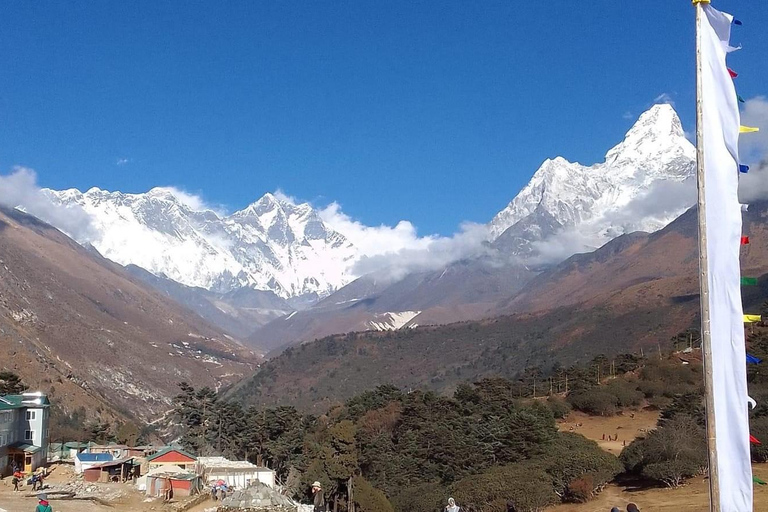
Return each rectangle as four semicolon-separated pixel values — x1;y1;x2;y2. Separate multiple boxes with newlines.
0;392;51;475
196;456;275;489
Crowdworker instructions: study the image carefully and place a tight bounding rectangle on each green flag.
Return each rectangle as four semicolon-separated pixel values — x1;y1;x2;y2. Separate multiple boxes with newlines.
753;476;766;486
741;277;758;286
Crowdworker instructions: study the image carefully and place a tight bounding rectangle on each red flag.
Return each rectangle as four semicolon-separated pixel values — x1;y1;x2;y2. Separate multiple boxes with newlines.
742;236;750;245
750;434;761;445
729;68;738;78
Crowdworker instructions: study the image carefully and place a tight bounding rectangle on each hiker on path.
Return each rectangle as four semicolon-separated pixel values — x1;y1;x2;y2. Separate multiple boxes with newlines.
312;481;326;512
445;497;461;512
627;504;640;512
36;493;52;512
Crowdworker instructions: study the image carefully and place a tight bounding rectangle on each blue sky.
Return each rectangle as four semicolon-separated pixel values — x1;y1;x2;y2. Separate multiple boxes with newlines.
1;0;767;236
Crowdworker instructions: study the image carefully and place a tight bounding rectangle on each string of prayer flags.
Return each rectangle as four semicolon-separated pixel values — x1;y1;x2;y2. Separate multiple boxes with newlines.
740;165;750;173
741;236;750;244
755;477;767;486
750;435;761;445
747;354;762;364
729;68;739;78
744;314;761;323
741;277;758;286
740;126;760;133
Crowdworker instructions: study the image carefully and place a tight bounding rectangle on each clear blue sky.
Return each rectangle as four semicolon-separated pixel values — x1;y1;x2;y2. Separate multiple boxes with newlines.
1;0;766;235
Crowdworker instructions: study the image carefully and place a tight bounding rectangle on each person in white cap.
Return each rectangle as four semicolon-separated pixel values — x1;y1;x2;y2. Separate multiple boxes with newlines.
445;497;460;512
312;481;326;512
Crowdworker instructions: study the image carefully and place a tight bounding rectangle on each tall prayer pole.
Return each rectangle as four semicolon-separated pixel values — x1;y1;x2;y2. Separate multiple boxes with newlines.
694;0;720;510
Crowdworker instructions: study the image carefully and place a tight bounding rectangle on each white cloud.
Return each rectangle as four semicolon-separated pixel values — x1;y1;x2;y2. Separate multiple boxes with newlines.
0;167;96;241
622;111;634;120
317;201;493;280
155;186;227;216
116;158;130;166
653;93;675;107
273;189;298;205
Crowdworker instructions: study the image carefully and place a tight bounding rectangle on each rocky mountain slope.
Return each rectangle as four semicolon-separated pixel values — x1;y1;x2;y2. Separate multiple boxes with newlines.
0;206;258;422
228;203;768;411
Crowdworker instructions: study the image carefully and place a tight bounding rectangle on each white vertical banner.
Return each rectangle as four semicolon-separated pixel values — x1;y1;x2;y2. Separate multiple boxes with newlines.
700;4;752;511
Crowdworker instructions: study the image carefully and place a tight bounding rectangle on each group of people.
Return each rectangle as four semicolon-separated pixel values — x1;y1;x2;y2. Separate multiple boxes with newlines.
612;505;641;512
210;479;230;501
9;467;45;492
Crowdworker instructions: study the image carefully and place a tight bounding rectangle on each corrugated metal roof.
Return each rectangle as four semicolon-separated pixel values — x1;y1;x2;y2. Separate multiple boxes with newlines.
146;446;196;462
76;453;114;462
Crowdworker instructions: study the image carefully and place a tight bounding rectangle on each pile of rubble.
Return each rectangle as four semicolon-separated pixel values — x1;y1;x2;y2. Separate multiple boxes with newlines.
218;481;296;511
45;481;127;502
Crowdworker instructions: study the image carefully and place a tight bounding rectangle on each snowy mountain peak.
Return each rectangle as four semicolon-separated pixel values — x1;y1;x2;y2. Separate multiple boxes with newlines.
489;104;696;249
44;187;358;299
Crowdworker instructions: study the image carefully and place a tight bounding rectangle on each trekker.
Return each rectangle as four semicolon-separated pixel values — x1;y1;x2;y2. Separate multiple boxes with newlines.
312;481;326;512
12;473;20;492
627;504;640;512
445;497;460;512
506;501;517;512
36;494;52;512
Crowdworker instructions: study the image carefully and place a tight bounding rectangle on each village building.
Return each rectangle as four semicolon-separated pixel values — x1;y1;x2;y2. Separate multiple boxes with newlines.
83;457;139;483
75;452;114;474
196;456;276;489
48;441;89;461
146;446;197;472
0;392;51;475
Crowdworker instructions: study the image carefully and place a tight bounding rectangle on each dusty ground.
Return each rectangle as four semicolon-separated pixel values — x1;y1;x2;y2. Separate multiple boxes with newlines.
0;463;214;512
548;410;768;511
557;409;660;455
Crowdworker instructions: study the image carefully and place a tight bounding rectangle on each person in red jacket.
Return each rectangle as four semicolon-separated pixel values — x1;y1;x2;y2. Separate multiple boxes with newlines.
36;494;52;512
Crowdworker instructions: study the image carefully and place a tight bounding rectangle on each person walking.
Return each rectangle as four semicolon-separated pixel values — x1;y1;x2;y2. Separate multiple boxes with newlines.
312;481;326;512
12;473;20;492
627;504;640;512
35;494;52;512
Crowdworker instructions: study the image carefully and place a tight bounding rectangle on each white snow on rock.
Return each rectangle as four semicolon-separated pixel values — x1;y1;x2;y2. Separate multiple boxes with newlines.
367;311;421;331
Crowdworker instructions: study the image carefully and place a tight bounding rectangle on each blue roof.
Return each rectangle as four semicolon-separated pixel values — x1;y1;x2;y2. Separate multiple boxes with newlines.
77;453;113;462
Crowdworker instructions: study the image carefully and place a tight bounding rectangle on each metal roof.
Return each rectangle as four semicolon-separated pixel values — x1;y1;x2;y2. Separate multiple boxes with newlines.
76;453;114;462
146;446;196;462
9;442;41;454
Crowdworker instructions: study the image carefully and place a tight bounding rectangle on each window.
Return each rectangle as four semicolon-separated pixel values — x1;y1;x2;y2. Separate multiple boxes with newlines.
26;410;36;421
25;430;34;441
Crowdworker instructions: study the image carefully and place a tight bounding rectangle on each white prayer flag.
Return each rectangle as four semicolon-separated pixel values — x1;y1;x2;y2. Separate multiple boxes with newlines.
700;4;752;510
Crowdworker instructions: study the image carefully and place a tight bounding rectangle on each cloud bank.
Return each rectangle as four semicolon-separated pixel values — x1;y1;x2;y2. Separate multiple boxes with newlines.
0;167;96;241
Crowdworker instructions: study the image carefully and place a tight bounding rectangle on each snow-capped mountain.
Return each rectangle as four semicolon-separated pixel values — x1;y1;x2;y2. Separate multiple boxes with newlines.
489;104;696;257
44;188;358;299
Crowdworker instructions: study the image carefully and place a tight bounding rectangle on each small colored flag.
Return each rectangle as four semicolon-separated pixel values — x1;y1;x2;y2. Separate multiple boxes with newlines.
751;435;762;445
733;19;743;26
740;165;750;173
744;314;761;323
741;277;758;286
738;95;746;103
755;477;767;486
741;236;750;245
740;126;760;133
729;68;739;78
747;354;762;364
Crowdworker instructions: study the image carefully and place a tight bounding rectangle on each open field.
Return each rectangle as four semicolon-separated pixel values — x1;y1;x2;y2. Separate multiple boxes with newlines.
549;409;768;511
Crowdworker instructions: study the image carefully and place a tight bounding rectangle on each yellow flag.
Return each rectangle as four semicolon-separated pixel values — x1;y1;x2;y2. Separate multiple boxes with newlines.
744;314;762;323
740;126;760;133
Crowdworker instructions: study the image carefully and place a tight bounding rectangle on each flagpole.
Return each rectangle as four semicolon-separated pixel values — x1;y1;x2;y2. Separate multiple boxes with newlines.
694;0;720;510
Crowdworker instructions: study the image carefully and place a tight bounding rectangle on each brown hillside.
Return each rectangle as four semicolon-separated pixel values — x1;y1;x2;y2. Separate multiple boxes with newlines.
0;207;258;422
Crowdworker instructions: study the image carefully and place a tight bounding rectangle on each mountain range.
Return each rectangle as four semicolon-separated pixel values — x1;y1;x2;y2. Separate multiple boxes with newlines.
37;104;696;351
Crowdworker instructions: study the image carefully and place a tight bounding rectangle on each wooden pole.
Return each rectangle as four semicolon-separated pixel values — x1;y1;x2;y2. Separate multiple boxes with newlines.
694;1;720;510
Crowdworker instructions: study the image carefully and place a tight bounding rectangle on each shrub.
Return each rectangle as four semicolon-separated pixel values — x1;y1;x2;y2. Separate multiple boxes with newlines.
545;433;623;502
546;396;572;419
604;379;643;408
451;463;557;512
353;476;394;512
619;415;706;487
567;389;618;416
389;483;444;512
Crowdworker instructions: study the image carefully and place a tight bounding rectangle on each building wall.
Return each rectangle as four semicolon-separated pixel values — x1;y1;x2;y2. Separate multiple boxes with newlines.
0;410;20;476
